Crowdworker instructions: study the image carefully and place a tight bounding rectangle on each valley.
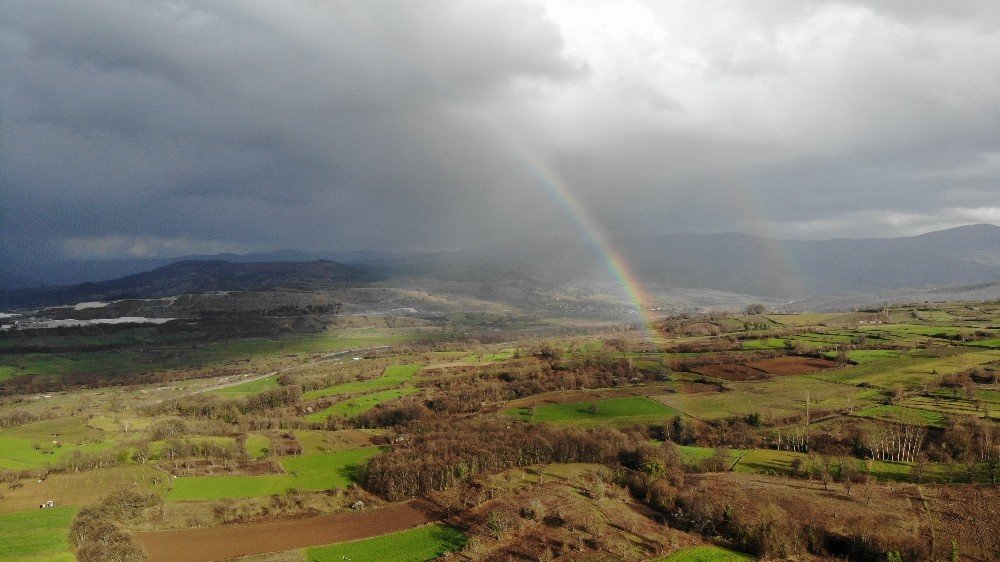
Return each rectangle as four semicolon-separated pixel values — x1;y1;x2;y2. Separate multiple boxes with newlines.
0;295;997;561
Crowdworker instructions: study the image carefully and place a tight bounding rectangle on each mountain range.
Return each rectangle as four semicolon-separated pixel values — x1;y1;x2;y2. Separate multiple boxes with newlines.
0;260;376;309
1;224;998;309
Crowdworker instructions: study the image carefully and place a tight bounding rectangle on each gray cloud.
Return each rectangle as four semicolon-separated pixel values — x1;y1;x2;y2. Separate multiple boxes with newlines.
1;0;998;263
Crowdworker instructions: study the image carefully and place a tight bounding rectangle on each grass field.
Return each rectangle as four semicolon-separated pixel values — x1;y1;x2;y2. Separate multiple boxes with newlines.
676;445;744;469
306;523;467;562
303;363;422;421
816;349;999;389
0;506;77;561
209;375;281;398
294;429;380;454
508;396;677;426
306;387;418;421
842;349;901;362
167;446;381;500
0;436;114;470
303;363;422;400
461;349;517;362
655;376;873;421
853;404;948;427
675;444;975;483
740;338;786;350
965;337;1000;349
1;416;106;443
0;364;19;382
656;545;755;561
0;466;168;514
282;447;381;488
246;433;270;458
149;436;236;458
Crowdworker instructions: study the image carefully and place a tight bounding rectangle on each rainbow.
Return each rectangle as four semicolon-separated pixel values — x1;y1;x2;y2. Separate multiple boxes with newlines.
500;137;663;343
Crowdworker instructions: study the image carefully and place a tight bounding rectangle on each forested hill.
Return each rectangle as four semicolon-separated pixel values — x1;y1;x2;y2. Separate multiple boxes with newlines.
0;260;378;308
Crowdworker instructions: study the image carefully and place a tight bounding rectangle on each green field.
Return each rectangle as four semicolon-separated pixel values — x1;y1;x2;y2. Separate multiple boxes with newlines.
304;363;422;400
0;365;19;383
676;445;744;469
167;447;381;500
656;376;874;420
461;349;517;362
676;444;970;483
656;545;755;561
842;349;901;362
508;396;677;426
306;387;418;421
2;416;107;443
209;375;281;398
149;436;236;458
246;433;271;458
965;337;1000;349
303;363;422;421
0;436;114;470
282;447;381;489
853;404;948;427
816;349;999;389
741;338;786;350
0;506;77;561
306;523;467;562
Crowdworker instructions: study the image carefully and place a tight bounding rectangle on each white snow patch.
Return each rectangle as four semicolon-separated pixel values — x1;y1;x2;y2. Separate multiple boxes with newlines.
74;301;108;310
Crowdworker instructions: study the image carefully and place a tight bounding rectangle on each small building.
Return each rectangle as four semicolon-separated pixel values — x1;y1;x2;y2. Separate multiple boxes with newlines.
39;500;55;509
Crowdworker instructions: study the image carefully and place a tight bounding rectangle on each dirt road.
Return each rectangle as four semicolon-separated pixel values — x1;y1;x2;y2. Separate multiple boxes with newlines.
134;500;433;562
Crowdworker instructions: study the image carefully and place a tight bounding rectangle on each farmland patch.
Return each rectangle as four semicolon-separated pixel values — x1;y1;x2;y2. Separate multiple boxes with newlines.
306;523;466;562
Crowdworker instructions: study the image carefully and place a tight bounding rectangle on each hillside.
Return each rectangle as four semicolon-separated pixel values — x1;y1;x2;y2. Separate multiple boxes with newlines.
3;225;998;310
412;224;1000;298
0;260;378;309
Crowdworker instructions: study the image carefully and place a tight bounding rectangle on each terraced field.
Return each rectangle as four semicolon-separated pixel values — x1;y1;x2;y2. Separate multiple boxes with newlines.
306;387;419;421
303;363;422;400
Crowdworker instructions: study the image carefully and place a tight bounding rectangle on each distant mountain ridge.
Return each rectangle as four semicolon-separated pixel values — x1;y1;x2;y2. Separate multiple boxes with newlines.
1;224;997;308
616;223;1000;296
0;260;377;309
0;249;407;289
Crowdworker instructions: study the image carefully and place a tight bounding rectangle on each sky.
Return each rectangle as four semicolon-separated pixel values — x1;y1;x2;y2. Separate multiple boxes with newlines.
2;0;999;262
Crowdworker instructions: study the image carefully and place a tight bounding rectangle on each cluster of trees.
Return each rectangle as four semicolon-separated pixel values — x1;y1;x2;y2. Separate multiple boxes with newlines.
364;418;649;500
651;479;931;560
414;357;647;417
70;489;160;562
935;418;1000;483
859;423;928;462
0;406;52;429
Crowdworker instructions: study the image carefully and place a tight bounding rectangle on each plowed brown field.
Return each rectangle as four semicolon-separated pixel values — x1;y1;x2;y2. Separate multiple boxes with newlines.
746;356;840;376
134;500;433;562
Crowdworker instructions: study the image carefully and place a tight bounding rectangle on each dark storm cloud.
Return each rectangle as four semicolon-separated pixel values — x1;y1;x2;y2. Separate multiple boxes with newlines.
1;1;998;262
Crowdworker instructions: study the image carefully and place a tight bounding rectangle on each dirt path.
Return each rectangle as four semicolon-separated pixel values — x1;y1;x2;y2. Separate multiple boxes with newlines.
134;500;433;562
